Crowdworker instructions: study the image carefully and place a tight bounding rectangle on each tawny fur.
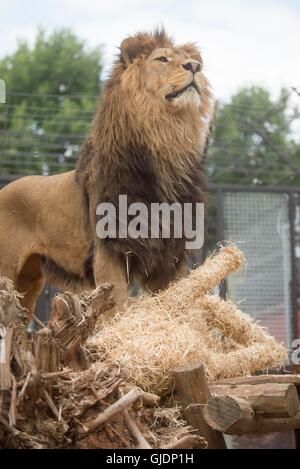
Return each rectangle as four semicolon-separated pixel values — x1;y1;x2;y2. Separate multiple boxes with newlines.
0;171;90;316
0;29;214;318
76;29;214;294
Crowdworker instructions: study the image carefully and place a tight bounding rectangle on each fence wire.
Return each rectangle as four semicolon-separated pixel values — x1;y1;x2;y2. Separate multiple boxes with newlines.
218;188;300;347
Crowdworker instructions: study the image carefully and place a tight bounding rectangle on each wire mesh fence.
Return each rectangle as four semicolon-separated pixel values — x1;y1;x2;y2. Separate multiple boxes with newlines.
212;186;300;347
0;91;97;176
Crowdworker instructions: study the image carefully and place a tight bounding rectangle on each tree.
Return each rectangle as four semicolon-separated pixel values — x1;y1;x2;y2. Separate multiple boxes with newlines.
208;86;300;187
0;29;102;175
203;86;300;252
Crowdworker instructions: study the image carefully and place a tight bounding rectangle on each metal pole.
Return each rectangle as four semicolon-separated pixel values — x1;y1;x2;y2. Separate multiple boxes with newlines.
288;192;298;346
216;188;227;299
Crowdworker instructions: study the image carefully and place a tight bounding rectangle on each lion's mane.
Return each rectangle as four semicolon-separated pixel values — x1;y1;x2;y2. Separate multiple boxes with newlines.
76;29;214;287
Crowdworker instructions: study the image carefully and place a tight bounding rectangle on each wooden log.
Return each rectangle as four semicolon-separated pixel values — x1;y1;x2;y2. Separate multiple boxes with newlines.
121;384;160;411
173;363;227;449
204;408;300;435
119;386;152;449
161;435;207;449
210;382;300;417
203;395;254;433
123;409;152;449
131;390;160;411
78;387;143;438
213;374;300;387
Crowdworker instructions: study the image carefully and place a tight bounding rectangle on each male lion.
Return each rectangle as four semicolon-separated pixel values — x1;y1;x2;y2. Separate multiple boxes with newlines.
0;29;213;319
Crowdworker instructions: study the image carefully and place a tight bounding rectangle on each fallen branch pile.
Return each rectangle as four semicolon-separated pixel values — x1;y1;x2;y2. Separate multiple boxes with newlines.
0;276;206;449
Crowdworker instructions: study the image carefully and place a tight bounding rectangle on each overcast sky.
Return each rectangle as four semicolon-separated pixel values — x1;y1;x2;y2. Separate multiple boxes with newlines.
0;0;300;101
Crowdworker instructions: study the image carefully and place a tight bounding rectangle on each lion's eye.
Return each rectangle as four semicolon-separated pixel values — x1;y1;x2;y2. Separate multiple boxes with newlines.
155;56;169;63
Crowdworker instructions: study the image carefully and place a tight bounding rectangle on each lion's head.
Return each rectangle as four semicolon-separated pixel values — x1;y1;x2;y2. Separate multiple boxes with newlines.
119;30;206;110
78;29;213;200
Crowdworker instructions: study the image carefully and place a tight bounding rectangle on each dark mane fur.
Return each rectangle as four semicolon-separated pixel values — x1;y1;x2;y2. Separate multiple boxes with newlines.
76;29;214;287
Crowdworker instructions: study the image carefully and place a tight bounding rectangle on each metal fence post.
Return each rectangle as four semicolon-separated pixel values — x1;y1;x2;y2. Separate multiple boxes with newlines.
289;191;299;343
216;187;227;299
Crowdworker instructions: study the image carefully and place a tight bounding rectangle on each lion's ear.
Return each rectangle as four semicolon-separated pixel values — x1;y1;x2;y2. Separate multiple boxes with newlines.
120;37;144;66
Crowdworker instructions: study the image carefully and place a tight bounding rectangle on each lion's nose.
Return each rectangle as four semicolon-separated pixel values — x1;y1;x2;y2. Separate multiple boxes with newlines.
182;61;201;73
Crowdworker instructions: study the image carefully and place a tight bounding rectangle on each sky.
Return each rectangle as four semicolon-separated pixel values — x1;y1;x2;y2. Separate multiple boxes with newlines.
0;0;300;101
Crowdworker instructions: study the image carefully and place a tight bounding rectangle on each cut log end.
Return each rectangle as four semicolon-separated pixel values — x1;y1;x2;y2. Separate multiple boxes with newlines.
203;396;254;433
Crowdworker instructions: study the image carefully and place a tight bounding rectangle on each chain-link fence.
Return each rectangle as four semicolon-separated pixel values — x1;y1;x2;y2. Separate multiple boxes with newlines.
211;185;300;347
1;85;300;346
0;91;97;177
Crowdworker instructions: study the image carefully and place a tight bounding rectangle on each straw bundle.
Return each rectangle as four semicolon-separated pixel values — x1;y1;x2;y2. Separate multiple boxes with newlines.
92;245;287;396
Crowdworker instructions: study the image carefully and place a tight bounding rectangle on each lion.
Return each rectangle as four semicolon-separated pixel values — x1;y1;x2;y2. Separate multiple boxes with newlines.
0;29;214;319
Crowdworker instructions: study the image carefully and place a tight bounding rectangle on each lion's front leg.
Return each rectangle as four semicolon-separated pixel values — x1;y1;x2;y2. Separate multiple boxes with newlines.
93;246;129;316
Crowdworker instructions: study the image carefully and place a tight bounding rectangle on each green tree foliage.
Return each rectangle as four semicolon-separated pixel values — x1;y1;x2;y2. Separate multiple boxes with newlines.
204;86;300;251
208;86;300;186
0;29;102;175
